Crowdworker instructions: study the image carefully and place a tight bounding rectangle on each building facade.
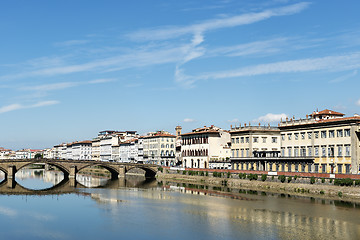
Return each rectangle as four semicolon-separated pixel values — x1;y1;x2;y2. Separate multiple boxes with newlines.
279;110;360;174
142;131;176;166
181;125;231;169
231;109;360;174
72;140;92;160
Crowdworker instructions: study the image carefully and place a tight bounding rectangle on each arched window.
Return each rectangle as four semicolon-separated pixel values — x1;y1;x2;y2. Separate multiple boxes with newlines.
170;144;174;148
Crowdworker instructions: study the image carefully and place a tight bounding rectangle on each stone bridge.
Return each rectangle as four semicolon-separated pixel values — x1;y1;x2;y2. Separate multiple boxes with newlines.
0;159;159;181
0;176;157;196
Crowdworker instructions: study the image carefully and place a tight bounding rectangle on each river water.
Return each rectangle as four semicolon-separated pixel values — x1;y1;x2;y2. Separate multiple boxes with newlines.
0;167;360;240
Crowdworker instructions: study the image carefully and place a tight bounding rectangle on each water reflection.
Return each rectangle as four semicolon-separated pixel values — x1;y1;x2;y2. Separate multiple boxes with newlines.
0;169;360;240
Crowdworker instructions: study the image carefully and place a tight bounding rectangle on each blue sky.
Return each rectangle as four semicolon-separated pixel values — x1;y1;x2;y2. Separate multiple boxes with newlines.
1;0;360;150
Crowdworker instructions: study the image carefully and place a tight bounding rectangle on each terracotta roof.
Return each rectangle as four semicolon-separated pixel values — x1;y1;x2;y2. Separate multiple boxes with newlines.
181;130;220;136
142;133;175;138
73;140;92;145
310;109;344;116
317;116;360;123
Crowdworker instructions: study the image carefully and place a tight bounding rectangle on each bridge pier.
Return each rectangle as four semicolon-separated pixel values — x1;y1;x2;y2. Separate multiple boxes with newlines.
69;178;77;187
118;166;126;178
7;166;16;180
7;178;16;189
69;166;77;179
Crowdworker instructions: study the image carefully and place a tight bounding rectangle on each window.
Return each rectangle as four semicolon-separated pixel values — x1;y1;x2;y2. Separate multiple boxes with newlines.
314;131;319;139
345;145;350;156
253;137;258;143
338;164;343;174
240;137;244;143
231;138;235;144
344;129;350;137
307;146;312;156
236;149;239;157
329;130;335;138
314;164;319;173
308;132;312;139
337;145;342;157
245;137;249;143
314;146;319;156
288;147;292;157
345;164;351;174
301;132;305;139
328;145;334;157
294;133;299;140
288;134;292;140
281;134;285;141
241;149;244;157
231;150;235;157
337;129;343;137
321;131;327;138
321;146;326;157
272;137;277;143
294;147;299;157
236;138;239;144
281;148;285;156
300;147;306;156
321;164;327;173
262;137;267;143
246;149;249;157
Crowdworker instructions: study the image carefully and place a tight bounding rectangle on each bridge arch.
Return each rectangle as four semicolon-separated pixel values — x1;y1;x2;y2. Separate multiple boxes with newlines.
14;162;70;178
126;166;157;178
0;166;7;176
77;163;120;180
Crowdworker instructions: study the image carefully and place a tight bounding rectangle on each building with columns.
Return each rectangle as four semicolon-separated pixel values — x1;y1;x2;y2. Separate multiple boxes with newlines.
279;109;360;174
181;125;230;169
230;109;360;174
230;124;281;171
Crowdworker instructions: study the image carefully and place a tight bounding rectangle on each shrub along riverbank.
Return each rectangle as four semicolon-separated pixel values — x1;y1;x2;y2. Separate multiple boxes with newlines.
157;169;360;201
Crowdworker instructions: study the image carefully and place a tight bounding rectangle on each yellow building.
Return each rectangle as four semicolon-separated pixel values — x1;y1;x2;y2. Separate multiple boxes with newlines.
279;109;360;174
230;124;282;171
231;109;360;174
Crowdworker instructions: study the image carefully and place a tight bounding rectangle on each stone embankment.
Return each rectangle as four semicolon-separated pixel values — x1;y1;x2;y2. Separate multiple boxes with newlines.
157;170;360;202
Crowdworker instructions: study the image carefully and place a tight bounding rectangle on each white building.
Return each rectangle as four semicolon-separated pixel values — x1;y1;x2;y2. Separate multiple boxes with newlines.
142;131;176;166
72;140;92;160
181;125;231;169
96;130;139;161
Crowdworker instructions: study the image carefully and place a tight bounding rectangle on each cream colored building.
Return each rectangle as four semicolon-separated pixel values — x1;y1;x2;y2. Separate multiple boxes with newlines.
279;109;360;174
91;138;101;161
230;124;281;171
142;131;176;166
231;109;360;174
181;125;230;169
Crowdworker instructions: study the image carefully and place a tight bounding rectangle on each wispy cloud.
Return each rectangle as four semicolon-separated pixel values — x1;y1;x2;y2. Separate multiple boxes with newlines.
176;52;360;86
0;47;184;81
125;83;143;88
0;101;59;114
209;38;289;57
126;2;310;41
253;113;288;123
356;99;360;106
183;118;196;123
20;78;115;92
228;118;240;123
329;70;358;83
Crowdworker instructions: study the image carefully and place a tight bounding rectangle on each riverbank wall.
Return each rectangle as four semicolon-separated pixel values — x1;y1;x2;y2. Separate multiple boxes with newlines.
157;167;360;201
